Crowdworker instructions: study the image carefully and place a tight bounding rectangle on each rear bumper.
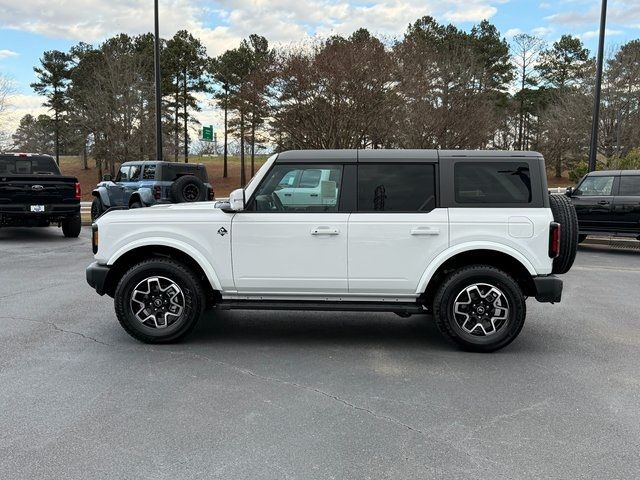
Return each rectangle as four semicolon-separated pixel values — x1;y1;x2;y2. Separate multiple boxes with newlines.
0;203;80;226
533;275;563;303
86;262;110;296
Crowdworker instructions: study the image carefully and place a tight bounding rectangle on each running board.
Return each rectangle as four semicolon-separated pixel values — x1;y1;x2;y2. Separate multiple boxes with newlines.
216;300;427;314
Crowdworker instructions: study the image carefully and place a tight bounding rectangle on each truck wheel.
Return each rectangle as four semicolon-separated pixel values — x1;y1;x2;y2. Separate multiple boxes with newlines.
61;215;82;238
91;197;105;221
433;265;526;352
114;258;205;344
170;175;206;203
129;201;143;209
549;194;579;274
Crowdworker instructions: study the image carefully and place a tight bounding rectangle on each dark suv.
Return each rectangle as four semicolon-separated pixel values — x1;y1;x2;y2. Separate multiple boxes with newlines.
567;170;640;241
91;161;214;220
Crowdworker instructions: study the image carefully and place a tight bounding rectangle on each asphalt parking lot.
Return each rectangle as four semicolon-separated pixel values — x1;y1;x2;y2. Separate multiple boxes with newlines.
1;226;639;479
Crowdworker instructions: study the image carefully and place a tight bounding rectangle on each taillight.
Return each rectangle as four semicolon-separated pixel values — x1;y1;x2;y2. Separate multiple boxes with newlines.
153;186;162;199
75;182;82;200
92;224;99;254
549;222;561;258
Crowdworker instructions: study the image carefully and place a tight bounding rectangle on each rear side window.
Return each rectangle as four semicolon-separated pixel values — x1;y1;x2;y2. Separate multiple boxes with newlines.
618;176;640;196
455;162;532;204
357;164;436;212
142;164;156;180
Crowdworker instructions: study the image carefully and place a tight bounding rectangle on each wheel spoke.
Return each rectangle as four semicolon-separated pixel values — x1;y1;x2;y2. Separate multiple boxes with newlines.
130;276;185;329
453;283;510;337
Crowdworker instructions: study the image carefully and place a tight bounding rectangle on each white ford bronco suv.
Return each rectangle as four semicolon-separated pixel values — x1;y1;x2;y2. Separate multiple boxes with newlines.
87;150;577;352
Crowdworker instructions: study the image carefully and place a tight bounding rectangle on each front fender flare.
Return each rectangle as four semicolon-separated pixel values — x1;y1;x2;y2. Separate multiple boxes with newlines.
415;242;537;295
107;237;223;291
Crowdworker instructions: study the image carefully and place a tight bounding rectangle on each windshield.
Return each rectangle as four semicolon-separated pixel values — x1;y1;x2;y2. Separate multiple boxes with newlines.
0;156;61;175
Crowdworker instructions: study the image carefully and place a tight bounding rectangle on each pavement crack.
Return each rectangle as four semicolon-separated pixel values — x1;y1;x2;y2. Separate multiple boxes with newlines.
147;347;428;437
0;315;113;346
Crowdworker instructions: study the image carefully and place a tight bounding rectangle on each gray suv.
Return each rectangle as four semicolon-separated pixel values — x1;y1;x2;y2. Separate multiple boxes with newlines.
91;161;213;220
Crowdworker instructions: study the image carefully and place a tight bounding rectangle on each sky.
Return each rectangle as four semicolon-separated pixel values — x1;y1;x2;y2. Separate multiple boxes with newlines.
1;0;639;137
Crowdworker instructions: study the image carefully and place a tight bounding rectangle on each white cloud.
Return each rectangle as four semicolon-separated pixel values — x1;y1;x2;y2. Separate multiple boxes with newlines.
1;93;48;133
0;49;19;59
546;2;640;28
505;28;522;38
532;26;553;37
0;0;506;56
578;28;624;40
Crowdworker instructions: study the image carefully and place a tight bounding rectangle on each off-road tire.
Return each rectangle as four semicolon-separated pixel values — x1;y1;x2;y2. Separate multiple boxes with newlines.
114;258;205;343
170;175;207;203
61;215;82;238
91;196;105;221
433;265;526;353
129;201;143;209
549;194;579;274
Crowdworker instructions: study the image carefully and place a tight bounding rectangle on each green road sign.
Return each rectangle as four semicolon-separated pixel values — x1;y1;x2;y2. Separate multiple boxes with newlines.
202;125;213;142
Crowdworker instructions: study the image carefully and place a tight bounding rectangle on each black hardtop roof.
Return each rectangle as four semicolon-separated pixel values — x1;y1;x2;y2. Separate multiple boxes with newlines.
275;149;543;163
121;160;205;167
586;169;640;176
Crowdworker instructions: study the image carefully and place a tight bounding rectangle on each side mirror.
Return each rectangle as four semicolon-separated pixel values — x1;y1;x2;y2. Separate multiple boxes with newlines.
565;186;573;197
226;188;245;212
102;174;112;182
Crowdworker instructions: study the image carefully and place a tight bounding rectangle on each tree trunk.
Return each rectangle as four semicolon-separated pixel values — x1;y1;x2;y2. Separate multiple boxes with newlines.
223;87;228;178
250;112;256;177
83;141;88;170
183;66;188;163
54;108;60;165
240;109;246;187
517;64;525;151
174;80;179;162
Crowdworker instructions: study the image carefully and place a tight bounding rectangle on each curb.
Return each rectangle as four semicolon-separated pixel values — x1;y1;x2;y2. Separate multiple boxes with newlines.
582;236;640;251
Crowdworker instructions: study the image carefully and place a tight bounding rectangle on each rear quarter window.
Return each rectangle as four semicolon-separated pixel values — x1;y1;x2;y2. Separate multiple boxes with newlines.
618;176;640;196
454;162;532;204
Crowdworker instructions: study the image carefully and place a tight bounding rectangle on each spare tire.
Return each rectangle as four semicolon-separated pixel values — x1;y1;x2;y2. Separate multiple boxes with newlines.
549;194;579;274
170;175;207;203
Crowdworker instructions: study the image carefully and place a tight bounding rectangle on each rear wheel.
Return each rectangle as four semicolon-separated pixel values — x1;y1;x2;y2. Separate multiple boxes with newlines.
129;201;143;209
61;215;81;238
433;265;526;352
114;258;205;343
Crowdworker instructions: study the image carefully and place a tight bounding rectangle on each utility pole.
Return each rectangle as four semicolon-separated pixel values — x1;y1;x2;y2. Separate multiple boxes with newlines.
588;0;607;172
153;0;163;161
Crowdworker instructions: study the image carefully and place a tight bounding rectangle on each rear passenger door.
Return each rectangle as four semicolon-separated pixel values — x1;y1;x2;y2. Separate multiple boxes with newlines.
348;161;449;295
612;175;640;233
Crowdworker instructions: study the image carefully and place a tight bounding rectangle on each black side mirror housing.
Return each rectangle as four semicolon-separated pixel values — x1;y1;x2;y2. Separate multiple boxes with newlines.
565;186;573;197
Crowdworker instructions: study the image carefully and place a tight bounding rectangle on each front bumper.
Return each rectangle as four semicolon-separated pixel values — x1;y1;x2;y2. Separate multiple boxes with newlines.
86;262;110;296
533;275;563;303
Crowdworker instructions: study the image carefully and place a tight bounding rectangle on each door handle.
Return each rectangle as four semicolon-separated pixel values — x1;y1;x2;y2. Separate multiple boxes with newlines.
283;193;292;197
311;226;340;236
310;194;318;197
597;200;610;205
411;227;440;235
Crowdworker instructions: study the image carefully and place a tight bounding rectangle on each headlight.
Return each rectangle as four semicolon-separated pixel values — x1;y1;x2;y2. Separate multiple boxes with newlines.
92;224;99;254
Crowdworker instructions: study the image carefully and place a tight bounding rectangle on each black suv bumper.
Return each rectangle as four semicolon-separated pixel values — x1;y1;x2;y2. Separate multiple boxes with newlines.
533;275;563;303
86;262;110;296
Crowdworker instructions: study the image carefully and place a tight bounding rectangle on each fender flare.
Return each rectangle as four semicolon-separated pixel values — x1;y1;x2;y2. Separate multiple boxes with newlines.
92;187;111;208
415;242;537;295
107;237;223;291
131;187;155;206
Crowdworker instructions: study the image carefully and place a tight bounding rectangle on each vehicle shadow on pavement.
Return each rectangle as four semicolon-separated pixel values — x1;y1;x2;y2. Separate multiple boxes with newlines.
0;226;88;243
188;311;468;352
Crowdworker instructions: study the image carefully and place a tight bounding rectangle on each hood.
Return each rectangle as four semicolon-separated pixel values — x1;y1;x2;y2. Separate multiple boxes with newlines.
96;201;227;226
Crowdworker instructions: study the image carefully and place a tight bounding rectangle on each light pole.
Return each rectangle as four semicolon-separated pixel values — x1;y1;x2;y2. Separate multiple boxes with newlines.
153;0;163;161
588;0;608;172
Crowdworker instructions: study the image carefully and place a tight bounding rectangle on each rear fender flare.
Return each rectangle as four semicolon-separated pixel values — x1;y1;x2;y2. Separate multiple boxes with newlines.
415;242;537;295
131;188;155;206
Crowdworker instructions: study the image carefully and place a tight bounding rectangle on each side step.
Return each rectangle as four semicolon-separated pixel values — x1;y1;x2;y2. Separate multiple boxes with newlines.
216;300;427;315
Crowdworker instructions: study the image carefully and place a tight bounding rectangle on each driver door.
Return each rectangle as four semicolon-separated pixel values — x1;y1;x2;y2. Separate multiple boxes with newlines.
232;163;348;294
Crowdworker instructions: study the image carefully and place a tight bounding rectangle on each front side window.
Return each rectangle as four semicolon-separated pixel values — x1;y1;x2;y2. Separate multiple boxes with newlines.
250;164;343;212
116;166;130;182
357;164;436;212
129;165;142;181
575;176;614;196
618;176;640;196
455;162;532;204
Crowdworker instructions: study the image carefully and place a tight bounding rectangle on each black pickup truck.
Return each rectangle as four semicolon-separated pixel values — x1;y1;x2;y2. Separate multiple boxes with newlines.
0;153;82;237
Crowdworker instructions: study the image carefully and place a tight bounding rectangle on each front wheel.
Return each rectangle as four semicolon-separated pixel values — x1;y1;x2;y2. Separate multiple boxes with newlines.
433;265;526;352
114;258;205;343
